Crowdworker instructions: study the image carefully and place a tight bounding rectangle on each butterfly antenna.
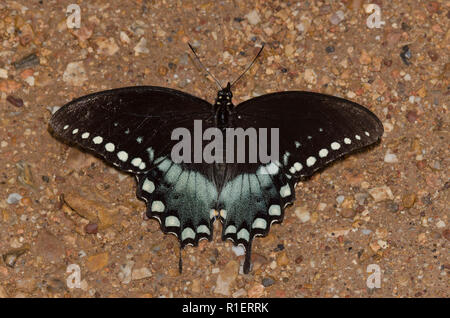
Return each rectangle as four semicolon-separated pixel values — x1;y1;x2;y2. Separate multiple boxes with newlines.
188;43;223;90
230;43;265;88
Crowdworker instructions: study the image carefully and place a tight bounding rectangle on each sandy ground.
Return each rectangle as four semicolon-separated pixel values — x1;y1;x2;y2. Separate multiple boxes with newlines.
0;0;448;298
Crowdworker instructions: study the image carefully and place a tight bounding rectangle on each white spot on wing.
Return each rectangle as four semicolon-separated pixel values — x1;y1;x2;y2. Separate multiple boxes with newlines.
237;228;250;241
151;200;165;212
117;151;128;162
165;216;180;227
142;179;155;193
105;142;115;152
72;128;79;134
294;162;303;171
280;184;291;198
181;227;195;241
355;134;361;140
306;156;316;167
225;225;237;235
269;204;281;216
81;132;90;139
344;138;351;144
252;218;267;230
63;125;69;130
93;136;103;144
197;225;210;235
331;142;341;150
220;209;227;219
131;157;142;167
319;148;328;158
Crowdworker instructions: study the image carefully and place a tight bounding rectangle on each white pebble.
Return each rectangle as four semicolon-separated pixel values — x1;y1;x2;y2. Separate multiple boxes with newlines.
384;152;398;163
231;245;245;257
7;193;22;204
295;207;310;223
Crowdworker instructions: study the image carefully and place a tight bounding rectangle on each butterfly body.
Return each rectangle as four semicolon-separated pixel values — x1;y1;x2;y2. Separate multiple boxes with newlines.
50;83;383;274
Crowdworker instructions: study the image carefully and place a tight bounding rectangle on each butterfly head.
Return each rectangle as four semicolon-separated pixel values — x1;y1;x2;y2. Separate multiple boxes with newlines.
216;82;233;105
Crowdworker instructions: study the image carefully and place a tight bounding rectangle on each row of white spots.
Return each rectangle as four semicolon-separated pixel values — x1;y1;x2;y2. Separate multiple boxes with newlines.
63;124;149;170
222;203;282;241
288;131;371;172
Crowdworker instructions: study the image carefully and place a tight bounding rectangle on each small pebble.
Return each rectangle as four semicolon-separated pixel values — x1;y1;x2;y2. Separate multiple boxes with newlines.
443;229;450;241
245;10;261;25
231;245;245;257
7;193;23;204
386;201;399;213
295;207;311;223
85;223;99;234
336;195;345;205
325;46;335;53
13;54;40;70
400;45;412;66
295;255;303;264
368;186;394;202
384;152;398;163
6;95;24;107
262;277;275;287
427;50;439;62
340;208;356;218
402;193;416;208
330;10;345;25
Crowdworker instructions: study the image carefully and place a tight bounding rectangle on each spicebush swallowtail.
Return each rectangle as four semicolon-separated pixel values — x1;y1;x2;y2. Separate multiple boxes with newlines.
49;45;383;274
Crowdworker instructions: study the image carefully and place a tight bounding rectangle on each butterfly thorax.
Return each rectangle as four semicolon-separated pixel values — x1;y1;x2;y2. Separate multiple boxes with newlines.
214;83;233;130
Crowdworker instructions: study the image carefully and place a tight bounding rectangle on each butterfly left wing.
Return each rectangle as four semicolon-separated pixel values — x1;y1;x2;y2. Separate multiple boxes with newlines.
218;91;383;273
50;86;219;255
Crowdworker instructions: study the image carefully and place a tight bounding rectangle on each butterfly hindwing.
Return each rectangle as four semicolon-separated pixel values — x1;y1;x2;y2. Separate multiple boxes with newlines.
136;158;218;246
218;161;295;273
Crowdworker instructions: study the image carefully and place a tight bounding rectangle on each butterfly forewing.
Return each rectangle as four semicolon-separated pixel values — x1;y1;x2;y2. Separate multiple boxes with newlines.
234;91;384;179
50;86;214;174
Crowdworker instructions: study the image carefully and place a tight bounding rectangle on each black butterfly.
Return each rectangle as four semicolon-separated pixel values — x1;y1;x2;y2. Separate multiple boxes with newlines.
49;45;383;274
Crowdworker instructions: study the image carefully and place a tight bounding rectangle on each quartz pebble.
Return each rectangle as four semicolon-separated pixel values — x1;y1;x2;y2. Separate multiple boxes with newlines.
384;152;399;163
7;193;22;204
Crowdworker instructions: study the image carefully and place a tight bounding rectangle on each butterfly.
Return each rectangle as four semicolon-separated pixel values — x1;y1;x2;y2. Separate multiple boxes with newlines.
49;45;383;274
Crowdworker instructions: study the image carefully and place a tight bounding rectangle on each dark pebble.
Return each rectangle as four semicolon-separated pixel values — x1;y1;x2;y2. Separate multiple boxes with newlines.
427;50;439;62
383;59;392;67
295;255;303;264
85;223;98;234
234;17;243;23
41;175;50;183
325;46;335;53
401;22;411;31
168;62;176;70
443;229;450;241
274;243;284;252
406;110;418;123
281;67;288;73
262;277;275;287
386;201;399;213
400;46;412;66
13;53;40;70
421;194;432;205
6;95;24;107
